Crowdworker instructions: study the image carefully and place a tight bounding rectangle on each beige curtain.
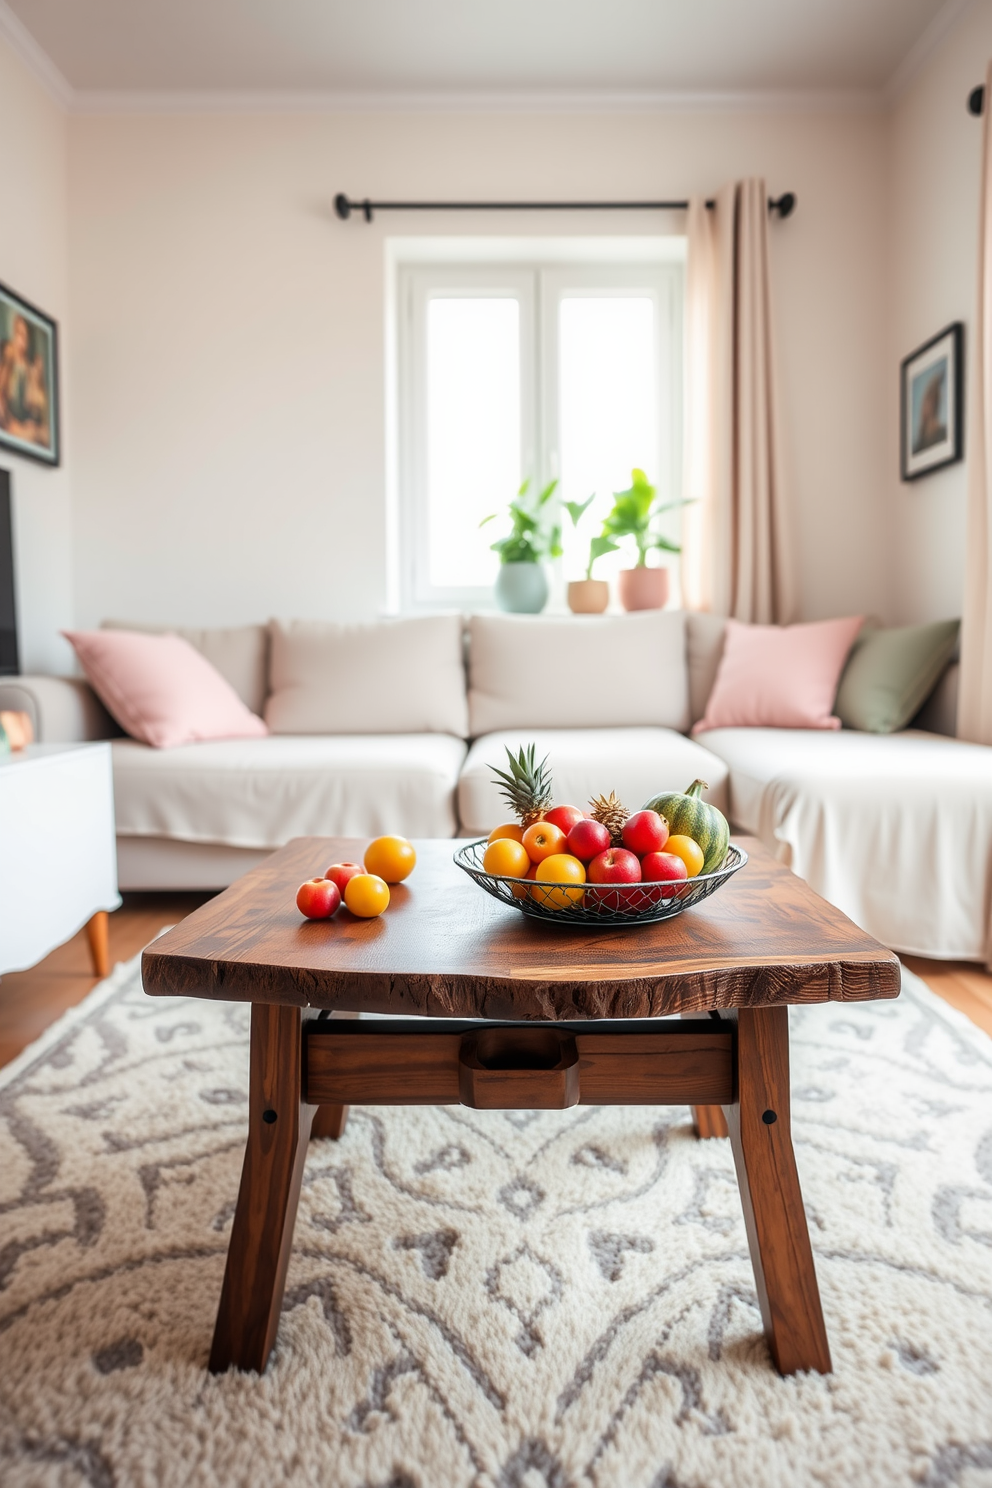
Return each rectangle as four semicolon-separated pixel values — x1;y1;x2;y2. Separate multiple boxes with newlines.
959;60;992;744
681;179;796;623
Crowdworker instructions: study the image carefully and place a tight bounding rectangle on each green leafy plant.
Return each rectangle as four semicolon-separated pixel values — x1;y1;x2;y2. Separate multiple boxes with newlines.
481;479;562;565
564;495;619;580
601;468;690;568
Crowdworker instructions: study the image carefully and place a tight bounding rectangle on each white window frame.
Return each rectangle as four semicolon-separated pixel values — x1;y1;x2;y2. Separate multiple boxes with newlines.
392;243;684;614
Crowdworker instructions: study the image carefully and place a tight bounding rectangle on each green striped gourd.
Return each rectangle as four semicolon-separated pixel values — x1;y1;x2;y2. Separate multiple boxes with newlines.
642;779;729;874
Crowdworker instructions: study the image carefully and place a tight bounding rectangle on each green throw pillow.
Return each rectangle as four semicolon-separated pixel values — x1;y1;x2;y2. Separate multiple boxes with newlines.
835;619;960;734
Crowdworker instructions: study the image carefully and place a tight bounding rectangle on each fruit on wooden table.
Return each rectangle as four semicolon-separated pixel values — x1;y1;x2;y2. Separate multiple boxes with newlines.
664;835;705;878
323;862;363;893
522;820;568;863
488;822;525;845
344;873;391;917
544;804;585;835
483;837;531;878
641;851;689;883
621;809;669;856
642;779;729;873
589;791;630;846
588;847;642;884
533;853;586;909
491;744;554;827
364;835;417;883
565;817;611;862
296;878;342;920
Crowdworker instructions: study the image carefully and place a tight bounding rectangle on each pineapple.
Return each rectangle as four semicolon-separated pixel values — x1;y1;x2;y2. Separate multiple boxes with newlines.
491;744;554;827
590;791;630;846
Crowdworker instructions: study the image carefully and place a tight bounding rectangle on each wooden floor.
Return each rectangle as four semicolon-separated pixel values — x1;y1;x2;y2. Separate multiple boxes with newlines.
1;900;990;1070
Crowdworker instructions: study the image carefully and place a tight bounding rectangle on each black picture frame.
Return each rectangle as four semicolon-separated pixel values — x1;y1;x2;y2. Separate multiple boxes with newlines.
900;322;963;482
0;469;18;675
0;279;60;467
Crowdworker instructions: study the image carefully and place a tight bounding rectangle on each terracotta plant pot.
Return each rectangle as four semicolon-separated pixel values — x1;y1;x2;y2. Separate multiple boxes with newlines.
494;561;549;614
617;566;669;612
567;579;610;614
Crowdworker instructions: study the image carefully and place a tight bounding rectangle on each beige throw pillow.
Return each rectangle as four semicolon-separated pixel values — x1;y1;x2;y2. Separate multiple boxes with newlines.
467;611;689;736
265;615;469;737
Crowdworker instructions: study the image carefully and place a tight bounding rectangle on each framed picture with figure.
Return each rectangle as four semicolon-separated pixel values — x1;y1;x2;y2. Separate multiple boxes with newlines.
0;281;60;467
900;322;963;482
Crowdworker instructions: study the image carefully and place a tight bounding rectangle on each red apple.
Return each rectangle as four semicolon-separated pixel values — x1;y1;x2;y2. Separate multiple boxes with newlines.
296;878;342;919
545;804;585;835
323;862;364;894
566;817;612;862
587;848;642;884
622;809;670;857
641;850;688;884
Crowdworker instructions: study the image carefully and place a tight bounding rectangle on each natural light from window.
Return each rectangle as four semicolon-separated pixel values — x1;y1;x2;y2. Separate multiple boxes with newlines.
426;297;520;589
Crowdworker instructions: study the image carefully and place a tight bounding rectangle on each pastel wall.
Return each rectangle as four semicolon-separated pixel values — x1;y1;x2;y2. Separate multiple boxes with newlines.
66;105;890;630
0;33;72;672
887;1;992;624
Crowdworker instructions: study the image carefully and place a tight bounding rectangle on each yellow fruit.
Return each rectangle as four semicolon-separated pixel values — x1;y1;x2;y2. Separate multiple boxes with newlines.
363;835;416;883
483;838;531;878
665;835;705;878
487;822;525;845
533;852;586;910
344;873;390;917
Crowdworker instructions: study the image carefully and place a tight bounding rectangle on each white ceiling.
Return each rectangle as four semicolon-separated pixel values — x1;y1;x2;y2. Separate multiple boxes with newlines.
0;0;965;100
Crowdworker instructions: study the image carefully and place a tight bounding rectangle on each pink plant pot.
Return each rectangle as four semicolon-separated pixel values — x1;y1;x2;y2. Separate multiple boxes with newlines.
567;579;610;614
617;566;670;612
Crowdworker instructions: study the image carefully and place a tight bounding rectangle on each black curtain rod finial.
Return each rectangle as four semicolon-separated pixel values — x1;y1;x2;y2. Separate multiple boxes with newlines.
772;191;796;219
969;84;985;116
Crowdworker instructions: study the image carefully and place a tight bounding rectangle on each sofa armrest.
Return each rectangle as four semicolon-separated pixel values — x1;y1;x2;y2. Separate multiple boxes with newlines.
911;660;958;737
0;675;120;743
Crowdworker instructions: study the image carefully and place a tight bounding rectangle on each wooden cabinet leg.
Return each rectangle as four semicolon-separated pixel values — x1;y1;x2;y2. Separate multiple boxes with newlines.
692;1104;729;1139
86;911;110;979
209;1004;315;1374
724;1006;831;1376
310;1103;349;1140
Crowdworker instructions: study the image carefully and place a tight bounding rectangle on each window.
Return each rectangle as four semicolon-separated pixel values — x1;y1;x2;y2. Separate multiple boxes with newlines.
393;243;684;611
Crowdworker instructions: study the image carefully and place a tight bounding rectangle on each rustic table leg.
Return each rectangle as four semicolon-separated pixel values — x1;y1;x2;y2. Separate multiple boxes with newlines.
691;1104;729;1139
724;1006;832;1375
209;1003;315;1374
86;911;110;979
310;1104;349;1140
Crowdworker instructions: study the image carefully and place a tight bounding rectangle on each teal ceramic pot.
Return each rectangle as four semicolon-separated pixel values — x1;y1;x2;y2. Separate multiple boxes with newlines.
495;562;548;614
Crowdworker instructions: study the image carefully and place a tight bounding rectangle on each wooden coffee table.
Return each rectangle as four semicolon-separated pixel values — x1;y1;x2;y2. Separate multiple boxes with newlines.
142;835;900;1379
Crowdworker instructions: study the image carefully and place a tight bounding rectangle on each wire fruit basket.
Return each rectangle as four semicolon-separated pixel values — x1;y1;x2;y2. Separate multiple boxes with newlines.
454;839;747;927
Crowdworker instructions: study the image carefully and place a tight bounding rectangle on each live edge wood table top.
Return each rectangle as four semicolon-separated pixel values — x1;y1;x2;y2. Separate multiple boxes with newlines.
142;836;900;1382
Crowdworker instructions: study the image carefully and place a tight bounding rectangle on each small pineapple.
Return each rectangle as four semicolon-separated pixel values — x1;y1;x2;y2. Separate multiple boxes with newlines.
491;744;554;827
590;791;630;846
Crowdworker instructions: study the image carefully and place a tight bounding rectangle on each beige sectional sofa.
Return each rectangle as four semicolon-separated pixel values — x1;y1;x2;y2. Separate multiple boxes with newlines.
5;609;989;966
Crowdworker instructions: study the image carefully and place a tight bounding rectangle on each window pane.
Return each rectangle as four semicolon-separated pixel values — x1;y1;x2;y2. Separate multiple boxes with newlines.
426;297;520;589
558;297;658;583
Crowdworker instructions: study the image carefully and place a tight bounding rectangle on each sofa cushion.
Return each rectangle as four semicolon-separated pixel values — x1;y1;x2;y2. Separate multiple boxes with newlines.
693;616;863;733
112;733;467;848
458;727;729;835
102;620;268;715
266;616;469;737
467;612;689;737
697;725;992;960
685;611;727;725
835;619;960;734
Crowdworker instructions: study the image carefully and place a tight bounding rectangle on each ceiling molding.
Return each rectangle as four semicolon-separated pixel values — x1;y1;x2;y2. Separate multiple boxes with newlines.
69;85;883;117
885;0;977;102
0;0;72;106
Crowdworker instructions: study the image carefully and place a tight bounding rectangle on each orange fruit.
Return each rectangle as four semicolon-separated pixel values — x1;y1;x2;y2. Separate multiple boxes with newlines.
483;838;531;878
512;864;539;900
363;835;416;883
487;822;525;845
521;821;567;864
664;835;705;878
533;853;586;910
344;873;390;917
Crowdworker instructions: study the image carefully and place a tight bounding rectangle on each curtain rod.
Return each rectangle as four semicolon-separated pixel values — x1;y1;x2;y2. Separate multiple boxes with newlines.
333;191;796;223
969;85;985;115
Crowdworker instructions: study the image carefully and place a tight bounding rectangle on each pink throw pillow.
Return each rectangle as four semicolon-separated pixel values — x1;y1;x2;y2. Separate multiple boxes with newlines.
63;629;269;749
693;616;864;733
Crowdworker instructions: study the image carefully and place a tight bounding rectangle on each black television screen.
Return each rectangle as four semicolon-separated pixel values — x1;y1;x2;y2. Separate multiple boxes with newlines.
0;469;18;675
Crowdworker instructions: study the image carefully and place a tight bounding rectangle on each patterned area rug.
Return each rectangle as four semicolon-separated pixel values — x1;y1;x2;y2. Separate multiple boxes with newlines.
1;957;991;1488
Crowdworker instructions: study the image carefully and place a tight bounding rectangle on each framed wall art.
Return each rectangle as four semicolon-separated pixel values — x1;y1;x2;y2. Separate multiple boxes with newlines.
0;280;60;467
900;322;963;482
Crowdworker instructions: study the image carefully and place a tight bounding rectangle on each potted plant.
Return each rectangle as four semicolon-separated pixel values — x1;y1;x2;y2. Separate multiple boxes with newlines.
563;496;618;613
481;479;561;614
601;468;687;611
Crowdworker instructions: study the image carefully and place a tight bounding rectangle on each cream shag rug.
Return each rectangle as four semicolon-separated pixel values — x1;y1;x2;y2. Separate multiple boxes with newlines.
1;958;991;1488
